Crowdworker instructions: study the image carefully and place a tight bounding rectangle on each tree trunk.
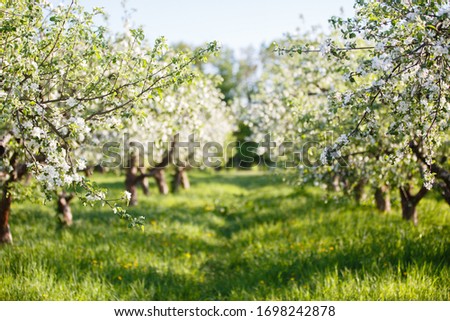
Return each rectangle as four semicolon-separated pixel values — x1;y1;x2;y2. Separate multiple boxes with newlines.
94;165;105;174
140;176;150;196
57;192;74;226
436;181;450;206
180;169;190;189
0;134;11;158
0;184;13;244
153;168;169;195
375;185;391;212
0;134;12;243
353;178;366;204
136;168;150;196
84;166;94;177
172;167;189;193
399;185;428;226
146;143;174;195
400;198;418;225
24;172;32;185
410;141;450;189
331;175;341;192
0;150;27;244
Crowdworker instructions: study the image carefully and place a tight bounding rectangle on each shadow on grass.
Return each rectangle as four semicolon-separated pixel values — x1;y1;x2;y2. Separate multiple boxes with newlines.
198;227;449;299
4;171;449;300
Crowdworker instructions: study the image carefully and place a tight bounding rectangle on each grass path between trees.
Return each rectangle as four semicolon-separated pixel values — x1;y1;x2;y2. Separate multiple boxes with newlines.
1;171;449;300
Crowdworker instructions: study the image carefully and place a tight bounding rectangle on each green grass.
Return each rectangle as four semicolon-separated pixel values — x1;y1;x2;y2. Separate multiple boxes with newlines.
0;171;449;300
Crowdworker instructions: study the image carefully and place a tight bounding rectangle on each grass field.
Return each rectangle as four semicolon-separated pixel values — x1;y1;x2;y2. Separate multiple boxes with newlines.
0;171;449;300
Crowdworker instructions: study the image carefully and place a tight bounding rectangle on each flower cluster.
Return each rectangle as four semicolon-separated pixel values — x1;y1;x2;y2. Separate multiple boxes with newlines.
1;0;219;227
257;1;449;204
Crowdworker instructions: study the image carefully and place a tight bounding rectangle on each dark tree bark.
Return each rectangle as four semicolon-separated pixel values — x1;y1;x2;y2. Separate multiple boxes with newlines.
57;192;74;226
94;165;105;174
435;181;450;206
24;172;32;185
399;184;428;225
126;154;172;204
84;166;94;177
125;140;175;201
180;169;190;189
136;168;150;196
152;168;169;195
0;150;27;244
172;168;181;193
148;144;174;195
172;167;190;193
375;185;391;212
331;175;341;192
353;178;367;204
0;183;13;244
140;176;150;196
410;141;450;190
0;134;11;158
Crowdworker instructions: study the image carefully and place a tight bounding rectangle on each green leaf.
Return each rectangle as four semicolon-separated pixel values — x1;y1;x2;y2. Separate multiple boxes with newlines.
49;16;61;23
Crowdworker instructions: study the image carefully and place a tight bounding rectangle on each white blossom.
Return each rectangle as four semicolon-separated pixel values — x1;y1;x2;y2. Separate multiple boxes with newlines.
343;92;352;105
433;43;448;56
423;170;435;190
86;191;106;202
66;97;78;107
123;191;132;203
319;41;331;56
374;42;385;53
76;158;87;170
336;134;349;146
371;54;393;71
404;37;414;45
320;147;330;165
397;101;408;113
60;127;69;136
437;4;450;16
35;105;45;115
379;22;392;33
64;175;74;185
22;121;33;129
406;12;417;21
30;83;39;91
31;127;44;139
72;173;82;183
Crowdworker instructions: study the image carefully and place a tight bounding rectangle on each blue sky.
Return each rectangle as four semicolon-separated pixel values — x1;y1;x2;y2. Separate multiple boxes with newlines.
74;0;355;53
